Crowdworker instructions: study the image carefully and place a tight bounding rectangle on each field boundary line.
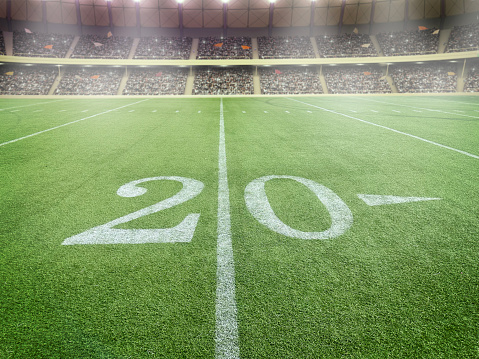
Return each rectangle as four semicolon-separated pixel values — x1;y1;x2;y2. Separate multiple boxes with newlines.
362;98;479;120
216;98;240;359
288;98;479;160
0;99;66;111
0;99;150;147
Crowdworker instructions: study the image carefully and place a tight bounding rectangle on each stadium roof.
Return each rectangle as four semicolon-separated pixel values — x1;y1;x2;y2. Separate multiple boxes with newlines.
1;0;478;29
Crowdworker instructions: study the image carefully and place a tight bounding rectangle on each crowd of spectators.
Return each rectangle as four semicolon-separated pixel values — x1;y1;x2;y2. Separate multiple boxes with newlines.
71;34;133;59
464;66;479;92
446;23;479;53
134;37;192;59
390;64;457;93
55;67;123;95
193;67;253;95
196;37;252;59
316;34;377;58
123;68;188;95
323;66;391;94
376;28;439;56
12;30;74;58
0;65;57;95
259;67;323;95
0;31;6;55
257;36;316;59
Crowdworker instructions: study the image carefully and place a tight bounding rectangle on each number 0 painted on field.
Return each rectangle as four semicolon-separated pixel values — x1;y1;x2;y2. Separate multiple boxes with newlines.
244;175;353;239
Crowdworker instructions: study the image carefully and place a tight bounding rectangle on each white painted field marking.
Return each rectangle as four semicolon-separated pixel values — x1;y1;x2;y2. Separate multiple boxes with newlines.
370;110;378;113
128;110;135;113
62;177;204;245
0;99;149;147
10;110;20;112
81;110;89;113
59;110;67;112
358;194;441;206
264;111;268;114
287;98;479;160
350;110;357;113
392;110;401;113
216;98;240;359
363;98;479;120
152;110;157;113
32;110;43;113
0;99;65;111
242;111;246;114
307;111;312;113
412;110;422;113
245;176;353;239
285;111;290;113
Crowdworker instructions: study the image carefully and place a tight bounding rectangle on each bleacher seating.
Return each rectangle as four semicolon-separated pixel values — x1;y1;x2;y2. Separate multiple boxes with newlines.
123;68;188;95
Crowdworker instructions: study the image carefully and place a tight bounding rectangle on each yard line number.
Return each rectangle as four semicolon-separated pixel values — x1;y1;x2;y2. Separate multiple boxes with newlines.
62;175;352;245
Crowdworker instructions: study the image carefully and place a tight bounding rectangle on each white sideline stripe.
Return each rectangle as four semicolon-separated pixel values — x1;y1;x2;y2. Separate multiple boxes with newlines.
0;99;65;111
0;99;149;148
288;98;479;160
216;98;240;359
364;98;479;120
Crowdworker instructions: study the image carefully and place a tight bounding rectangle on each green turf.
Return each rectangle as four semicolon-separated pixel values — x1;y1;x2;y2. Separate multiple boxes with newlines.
1;95;478;358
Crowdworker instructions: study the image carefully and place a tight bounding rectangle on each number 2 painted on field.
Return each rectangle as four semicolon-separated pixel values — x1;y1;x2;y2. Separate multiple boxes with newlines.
62;177;204;245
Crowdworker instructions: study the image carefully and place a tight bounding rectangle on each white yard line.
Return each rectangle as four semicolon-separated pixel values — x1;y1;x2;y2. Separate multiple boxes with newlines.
0;99;149;148
216;98;240;359
0;99;65;111
288;98;479;160
364;98;479;120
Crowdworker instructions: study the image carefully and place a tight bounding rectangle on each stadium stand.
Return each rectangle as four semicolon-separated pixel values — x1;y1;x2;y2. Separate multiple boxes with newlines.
446;23;479;53
193;67;254;95
55;67;123;95
0;65;57;95
257;36;316;59
376;28;439;56
260;67;323;95
316;34;377;58
196;37;252;60
464;66;479;92
71;34;133;59
390;64;457;93
13;30;74;58
323;66;391;94
123;68;188;95
134;37;192;60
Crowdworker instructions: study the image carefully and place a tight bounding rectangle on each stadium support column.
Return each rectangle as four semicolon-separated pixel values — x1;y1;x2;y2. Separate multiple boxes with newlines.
107;1;114;36
6;0;12;32
42;0;48;33
309;0;315;37
223;2;228;38
75;0;82;35
179;2;184;38
268;1;275;37
135;1;141;37
403;0;409;30
338;0;346;35
440;0;446;29
368;0;376;34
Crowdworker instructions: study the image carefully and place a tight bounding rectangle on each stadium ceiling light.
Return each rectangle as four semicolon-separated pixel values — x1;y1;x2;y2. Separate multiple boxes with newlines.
223;0;229;3
177;0;184;3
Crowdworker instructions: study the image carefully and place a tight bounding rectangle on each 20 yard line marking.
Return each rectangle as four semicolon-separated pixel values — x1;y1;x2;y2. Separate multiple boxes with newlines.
216;98;240;359
288;98;479;160
0;99;150;147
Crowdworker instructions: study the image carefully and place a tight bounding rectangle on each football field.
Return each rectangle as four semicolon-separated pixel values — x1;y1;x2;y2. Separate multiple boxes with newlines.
1;95;478;358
